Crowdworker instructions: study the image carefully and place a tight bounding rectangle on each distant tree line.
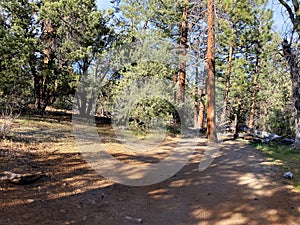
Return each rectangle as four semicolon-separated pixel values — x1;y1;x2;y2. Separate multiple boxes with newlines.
0;0;299;145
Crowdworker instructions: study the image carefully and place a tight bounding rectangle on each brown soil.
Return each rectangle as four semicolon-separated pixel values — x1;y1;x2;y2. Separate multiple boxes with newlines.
0;118;299;225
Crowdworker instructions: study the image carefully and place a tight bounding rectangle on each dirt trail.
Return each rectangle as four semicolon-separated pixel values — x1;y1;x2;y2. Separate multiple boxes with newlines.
0;141;299;225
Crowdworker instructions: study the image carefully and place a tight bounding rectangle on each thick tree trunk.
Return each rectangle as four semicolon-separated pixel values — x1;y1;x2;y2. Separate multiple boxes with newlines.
282;40;300;147
206;0;217;142
221;24;234;124
178;0;188;102
276;0;300;147
291;77;300;146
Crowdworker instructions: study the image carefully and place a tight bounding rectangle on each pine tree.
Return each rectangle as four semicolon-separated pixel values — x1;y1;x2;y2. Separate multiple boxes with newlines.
178;0;189;102
0;0;39;105
39;0;111;115
256;33;293;135
215;0;272;132
206;0;217;142
216;0;254;124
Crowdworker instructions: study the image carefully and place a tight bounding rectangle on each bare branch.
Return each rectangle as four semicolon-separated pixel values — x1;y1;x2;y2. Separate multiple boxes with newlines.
278;0;296;25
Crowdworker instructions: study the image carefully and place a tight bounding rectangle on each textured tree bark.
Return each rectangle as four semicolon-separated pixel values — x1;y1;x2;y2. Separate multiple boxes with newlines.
178;0;188;102
194;83;199;129
296;111;300;147
198;90;206;129
277;0;300;146
233;113;238;139
194;56;200;128
206;0;217;142
282;40;300;147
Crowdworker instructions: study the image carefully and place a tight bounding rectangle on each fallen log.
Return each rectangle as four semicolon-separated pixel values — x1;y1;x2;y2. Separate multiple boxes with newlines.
0;171;43;185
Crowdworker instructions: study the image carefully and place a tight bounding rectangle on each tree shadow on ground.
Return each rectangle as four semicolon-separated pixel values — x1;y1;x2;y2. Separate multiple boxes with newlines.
0;142;299;225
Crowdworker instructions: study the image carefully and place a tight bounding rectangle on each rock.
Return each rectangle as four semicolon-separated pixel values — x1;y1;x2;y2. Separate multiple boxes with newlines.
125;216;143;223
283;172;293;179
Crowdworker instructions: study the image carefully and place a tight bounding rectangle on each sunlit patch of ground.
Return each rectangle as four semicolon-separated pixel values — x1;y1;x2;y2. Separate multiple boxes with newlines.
253;143;300;191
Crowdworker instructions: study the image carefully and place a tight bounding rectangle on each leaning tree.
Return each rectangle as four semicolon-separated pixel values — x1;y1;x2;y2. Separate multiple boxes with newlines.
277;0;300;147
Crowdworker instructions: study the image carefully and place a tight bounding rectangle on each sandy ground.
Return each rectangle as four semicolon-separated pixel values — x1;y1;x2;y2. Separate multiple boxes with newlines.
0;138;299;225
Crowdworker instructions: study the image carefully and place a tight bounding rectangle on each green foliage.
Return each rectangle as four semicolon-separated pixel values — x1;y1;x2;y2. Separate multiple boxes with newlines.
216;0;283;130
127;97;175;135
116;0;185;39
38;0;112;114
40;0;111;68
256;34;294;135
0;0;297;142
110;74;193;137
0;0;38;103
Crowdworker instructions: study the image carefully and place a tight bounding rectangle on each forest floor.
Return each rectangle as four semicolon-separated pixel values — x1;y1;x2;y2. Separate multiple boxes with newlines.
0;113;299;225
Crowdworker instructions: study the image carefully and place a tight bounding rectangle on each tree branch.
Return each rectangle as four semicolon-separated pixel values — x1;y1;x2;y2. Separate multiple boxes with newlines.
278;0;295;25
292;0;299;13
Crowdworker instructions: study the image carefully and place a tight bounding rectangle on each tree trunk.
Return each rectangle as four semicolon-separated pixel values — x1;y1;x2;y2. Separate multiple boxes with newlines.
198;72;207;129
277;0;300;147
206;0;217;142
173;70;178;103
194;56;200;128
249;20;262;128
282;40;300;147
221;24;234;124
249;56;260;129
233;113;238;139
198;89;206;129
296;111;300;147
194;85;199;129
248;76;257;129
233;97;243;137
34;18;54;114
178;0;188;102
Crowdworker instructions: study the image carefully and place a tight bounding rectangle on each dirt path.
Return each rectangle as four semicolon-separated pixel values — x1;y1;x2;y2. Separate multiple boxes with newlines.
0;141;299;225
